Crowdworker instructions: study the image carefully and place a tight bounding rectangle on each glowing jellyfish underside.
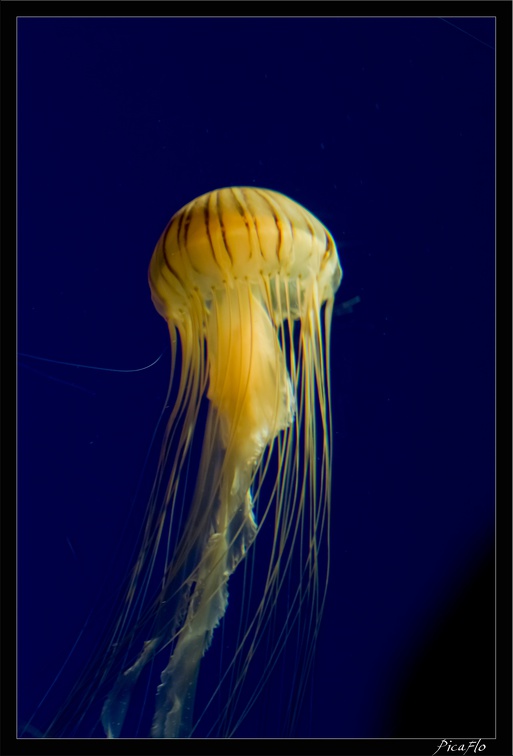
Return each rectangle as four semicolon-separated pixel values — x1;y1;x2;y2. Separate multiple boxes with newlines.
97;187;341;738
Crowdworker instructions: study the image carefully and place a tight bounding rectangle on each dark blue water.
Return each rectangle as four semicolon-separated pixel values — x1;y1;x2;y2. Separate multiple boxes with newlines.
18;16;495;741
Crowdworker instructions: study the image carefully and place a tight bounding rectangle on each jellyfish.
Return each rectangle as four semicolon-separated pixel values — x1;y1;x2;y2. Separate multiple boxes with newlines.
57;187;342;738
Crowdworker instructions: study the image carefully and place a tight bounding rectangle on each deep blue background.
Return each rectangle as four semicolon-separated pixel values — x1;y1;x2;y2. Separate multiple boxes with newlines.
18;17;495;741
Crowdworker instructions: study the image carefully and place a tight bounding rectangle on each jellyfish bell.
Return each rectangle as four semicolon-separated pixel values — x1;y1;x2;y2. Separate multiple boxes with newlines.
31;187;342;739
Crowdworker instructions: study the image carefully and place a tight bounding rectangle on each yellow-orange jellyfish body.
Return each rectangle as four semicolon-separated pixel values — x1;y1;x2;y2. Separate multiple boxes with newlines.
101;187;342;738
